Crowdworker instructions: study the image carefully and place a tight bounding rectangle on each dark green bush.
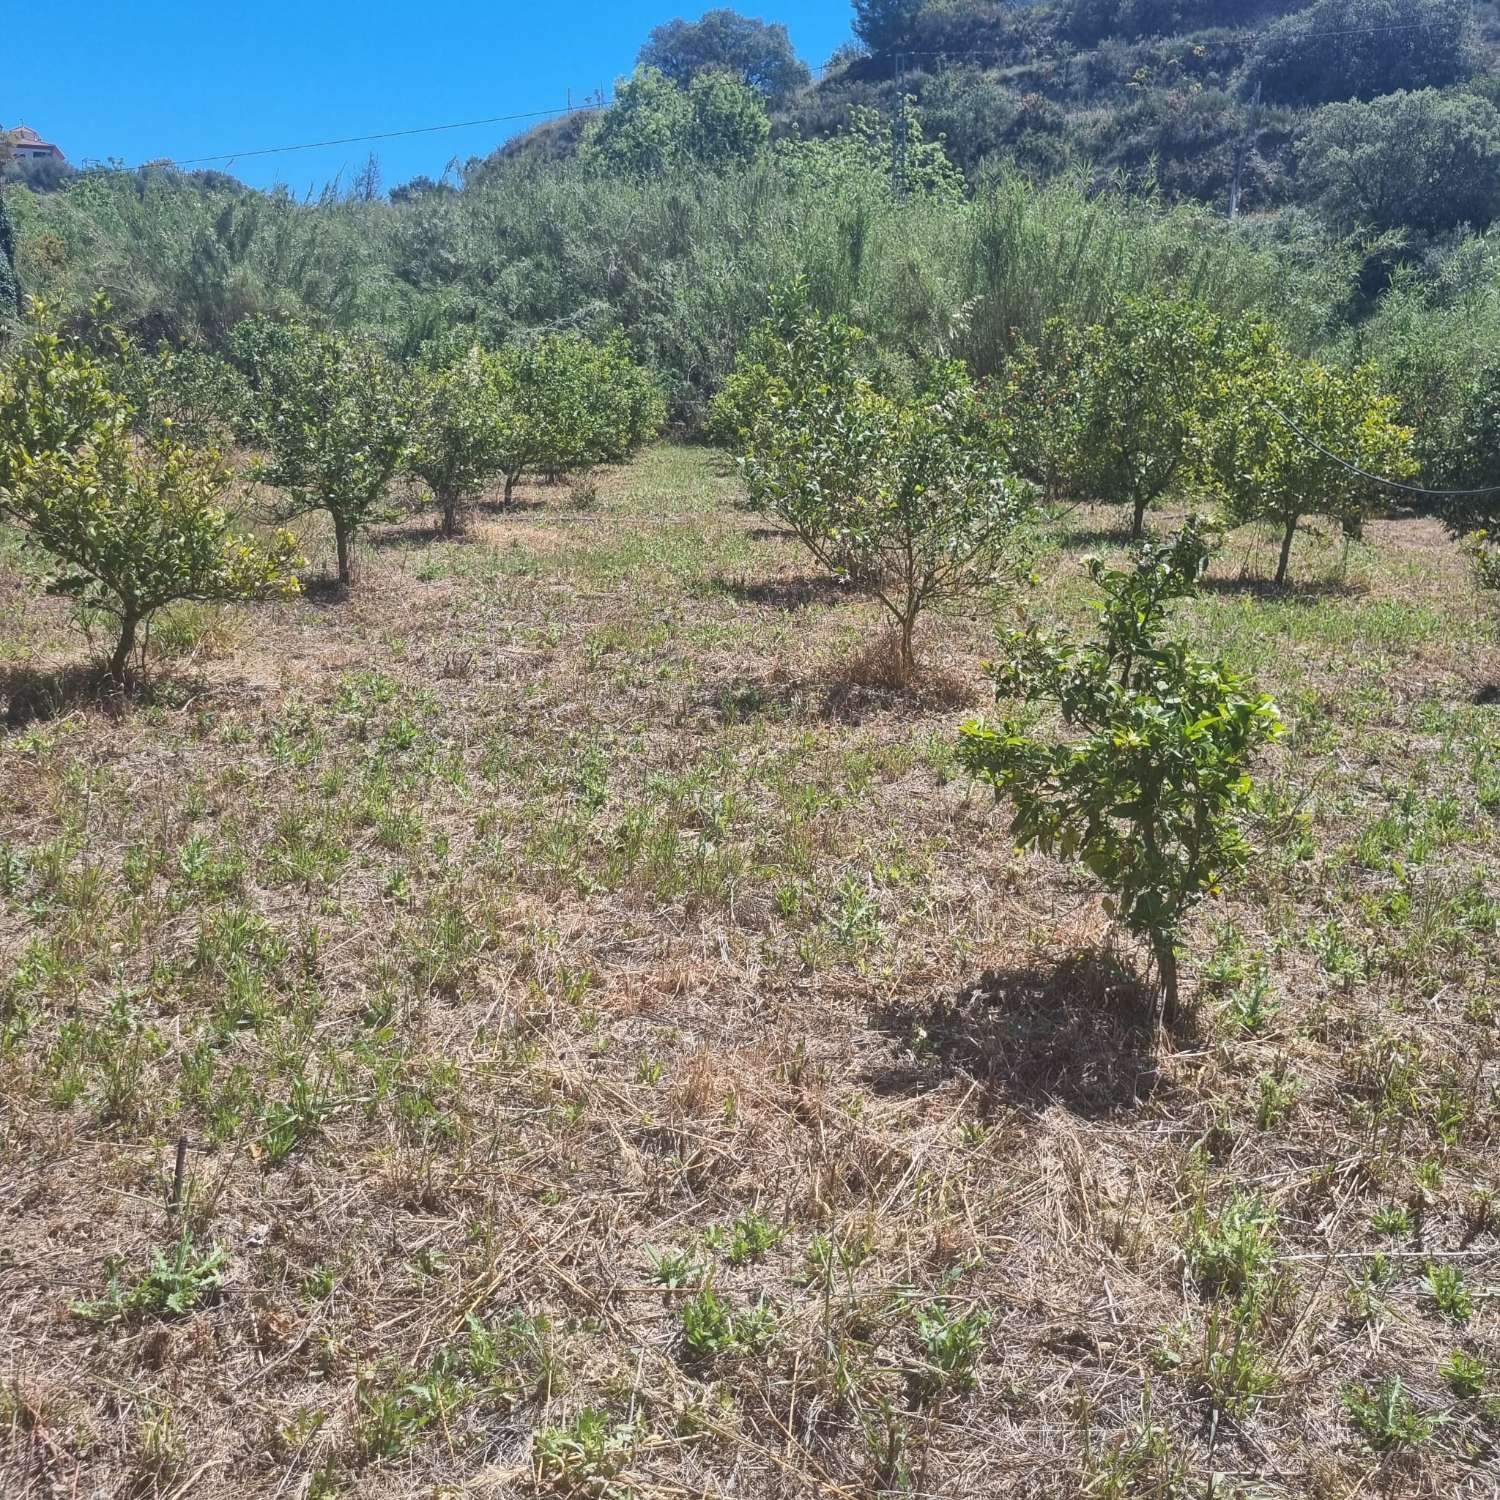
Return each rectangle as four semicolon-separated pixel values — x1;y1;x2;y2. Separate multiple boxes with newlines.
1252;0;1472;107
1296;89;1500;235
638;10;811;105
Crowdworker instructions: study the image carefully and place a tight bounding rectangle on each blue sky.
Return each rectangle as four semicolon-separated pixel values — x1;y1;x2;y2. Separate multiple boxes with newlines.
10;2;853;194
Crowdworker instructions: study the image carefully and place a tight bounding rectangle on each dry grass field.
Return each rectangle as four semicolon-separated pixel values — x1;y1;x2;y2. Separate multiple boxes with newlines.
2;445;1498;1498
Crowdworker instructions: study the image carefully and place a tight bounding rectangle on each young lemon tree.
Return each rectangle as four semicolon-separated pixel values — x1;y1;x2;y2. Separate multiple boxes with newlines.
959;522;1282;1029
0;308;300;680
999;319;1088;508
586;333;667;463
409;344;511;537
1205;354;1417;584
1070;296;1227;540
736;290;1033;677
490;333;663;503
232;321;413;587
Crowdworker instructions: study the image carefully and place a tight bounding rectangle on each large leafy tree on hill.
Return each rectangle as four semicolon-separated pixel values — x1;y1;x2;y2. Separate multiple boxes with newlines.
852;0;925;57
1254;0;1471;107
1297;89;1500;236
583;66;769;174
638;9;810;106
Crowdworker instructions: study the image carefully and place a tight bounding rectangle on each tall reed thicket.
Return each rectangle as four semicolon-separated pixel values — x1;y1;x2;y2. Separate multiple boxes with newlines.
7;133;1355;425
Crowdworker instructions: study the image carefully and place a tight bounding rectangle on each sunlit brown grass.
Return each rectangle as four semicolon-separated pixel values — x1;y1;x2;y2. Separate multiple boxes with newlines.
1;450;1497;1498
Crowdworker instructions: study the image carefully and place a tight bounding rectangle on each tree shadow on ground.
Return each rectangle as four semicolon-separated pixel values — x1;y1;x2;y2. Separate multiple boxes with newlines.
701;644;979;727
1054;522;1138;549
367;519;469;551
868;951;1186;1118
0;661;207;728
714;574;856;611
473;494;551;517
1476;682;1500;706
297;575;355;606
1201;574;1362;603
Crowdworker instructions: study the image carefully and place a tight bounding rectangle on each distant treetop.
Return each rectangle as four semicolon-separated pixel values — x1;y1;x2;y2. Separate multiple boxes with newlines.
638;9;811;105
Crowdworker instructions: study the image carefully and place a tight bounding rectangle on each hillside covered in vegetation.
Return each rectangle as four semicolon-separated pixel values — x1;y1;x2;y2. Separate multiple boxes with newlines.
5;0;1500;455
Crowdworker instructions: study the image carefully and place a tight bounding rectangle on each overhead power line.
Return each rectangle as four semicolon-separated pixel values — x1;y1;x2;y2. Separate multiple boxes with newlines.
138;9;1471;167
1261;398;1500;503
155;100;608;169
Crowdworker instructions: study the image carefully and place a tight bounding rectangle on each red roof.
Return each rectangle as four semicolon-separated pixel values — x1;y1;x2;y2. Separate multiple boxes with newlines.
6;125;63;155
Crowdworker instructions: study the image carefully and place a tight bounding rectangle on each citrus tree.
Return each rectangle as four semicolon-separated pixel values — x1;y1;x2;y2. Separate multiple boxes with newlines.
116;341;250;449
1068;296;1226;539
735;289;1033;677
574;332;667;464
0;306;300;680
959;521;1282;1030
708;283;867;453
231;320;414;587
1205;354;1417;584
1000;319;1089;508
491;333;662;504
408;344;511;536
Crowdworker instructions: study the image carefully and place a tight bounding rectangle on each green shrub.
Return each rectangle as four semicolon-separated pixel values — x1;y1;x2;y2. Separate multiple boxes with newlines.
0;188;20;321
1462;529;1500;601
734;284;1034;676
231;319;414;587
0;303;300;678
997;320;1089;506
959;521;1282;1026
1203;346;1417;583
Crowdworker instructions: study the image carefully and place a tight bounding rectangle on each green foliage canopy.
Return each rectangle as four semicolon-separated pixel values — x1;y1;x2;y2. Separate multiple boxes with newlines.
1204;351;1417;583
1297;89;1500;235
1254;0;1472;107
1006;296;1232;536
638;9;810;105
409;344;514;536
487;332;665;503
231;320;414;587
0;189;20;321
733;284;1034;674
583;66;769;175
959;521;1283;1026
0;304;300;677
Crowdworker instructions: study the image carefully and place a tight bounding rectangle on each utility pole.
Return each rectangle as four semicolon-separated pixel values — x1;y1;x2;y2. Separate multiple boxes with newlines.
1228;76;1261;221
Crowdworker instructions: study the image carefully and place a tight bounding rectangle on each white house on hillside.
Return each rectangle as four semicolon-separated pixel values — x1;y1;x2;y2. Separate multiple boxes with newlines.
4;125;66;163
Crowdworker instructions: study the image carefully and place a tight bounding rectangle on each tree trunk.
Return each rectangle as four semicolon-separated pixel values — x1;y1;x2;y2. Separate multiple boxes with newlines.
440;490;461;538
334;519;355;587
1153;934;1179;1033
1131;494;1149;540
899;609;917;683
108;611;141;683
504;472;519;507
1276;515;1297;586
